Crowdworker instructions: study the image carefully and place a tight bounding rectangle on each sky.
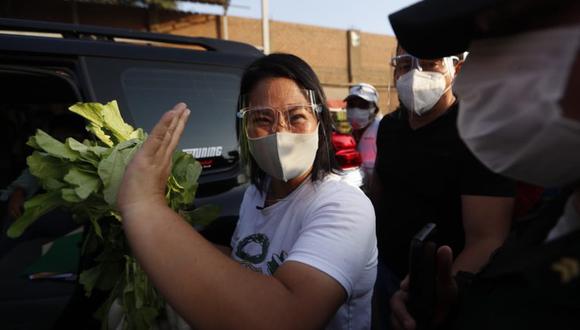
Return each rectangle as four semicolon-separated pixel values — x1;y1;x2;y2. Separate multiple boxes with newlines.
180;0;418;36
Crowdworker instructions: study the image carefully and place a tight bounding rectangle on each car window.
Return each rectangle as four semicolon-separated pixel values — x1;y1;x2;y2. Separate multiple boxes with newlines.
121;68;240;170
85;57;244;173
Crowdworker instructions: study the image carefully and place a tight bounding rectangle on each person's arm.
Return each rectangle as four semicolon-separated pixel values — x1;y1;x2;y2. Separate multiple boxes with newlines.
2;168;41;219
454;139;516;274
213;244;232;256
453;195;514;273
12;168;41;199
118;104;346;330
7;186;26;219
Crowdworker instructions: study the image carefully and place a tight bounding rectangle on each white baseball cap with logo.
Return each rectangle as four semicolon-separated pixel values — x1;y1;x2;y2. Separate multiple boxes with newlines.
346;83;379;104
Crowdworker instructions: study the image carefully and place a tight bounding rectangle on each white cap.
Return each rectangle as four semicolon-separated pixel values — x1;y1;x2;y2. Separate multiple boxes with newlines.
346;83;379;104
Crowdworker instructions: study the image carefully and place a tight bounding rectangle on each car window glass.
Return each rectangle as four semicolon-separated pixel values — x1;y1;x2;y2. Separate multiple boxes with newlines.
121;68;241;171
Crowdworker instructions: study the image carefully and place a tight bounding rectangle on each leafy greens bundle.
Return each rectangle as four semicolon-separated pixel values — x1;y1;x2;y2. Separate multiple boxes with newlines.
8;101;219;329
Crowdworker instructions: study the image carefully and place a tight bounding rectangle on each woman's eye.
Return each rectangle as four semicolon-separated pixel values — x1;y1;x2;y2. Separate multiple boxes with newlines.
289;113;307;123
250;111;275;126
288;108;311;121
255;116;273;124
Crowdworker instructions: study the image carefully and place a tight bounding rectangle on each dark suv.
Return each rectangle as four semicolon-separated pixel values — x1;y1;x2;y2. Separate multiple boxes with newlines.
0;18;262;329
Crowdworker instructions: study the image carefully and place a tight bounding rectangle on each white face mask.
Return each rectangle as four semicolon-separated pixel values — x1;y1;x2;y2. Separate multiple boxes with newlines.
396;69;448;116
248;130;319;182
347;107;375;130
456;25;580;188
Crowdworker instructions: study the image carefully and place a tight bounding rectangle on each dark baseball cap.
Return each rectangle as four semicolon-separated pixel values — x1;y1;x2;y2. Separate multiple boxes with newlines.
388;0;570;59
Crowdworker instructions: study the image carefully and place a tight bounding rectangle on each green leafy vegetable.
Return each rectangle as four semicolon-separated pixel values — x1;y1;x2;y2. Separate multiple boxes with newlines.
8;100;219;329
7;191;63;238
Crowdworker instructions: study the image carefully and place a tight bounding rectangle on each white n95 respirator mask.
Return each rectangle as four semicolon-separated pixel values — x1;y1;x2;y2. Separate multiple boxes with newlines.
397;70;447;116
396;56;456;116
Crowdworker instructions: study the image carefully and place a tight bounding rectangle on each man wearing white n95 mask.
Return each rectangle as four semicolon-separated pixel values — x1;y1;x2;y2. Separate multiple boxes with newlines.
388;0;580;329
371;45;516;330
393;49;460;119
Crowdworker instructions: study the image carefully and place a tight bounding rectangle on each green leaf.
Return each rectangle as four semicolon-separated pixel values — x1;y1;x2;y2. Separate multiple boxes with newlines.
66;137;89;154
180;204;220;227
88;145;110;158
80;265;101;297
170;152;202;207
80;255;124;297
87;122;115;147
98;140;141;206
67;138;102;167
64;167;100;200
31;129;79;161
26;134;40;149
44;178;67;191
131;307;158;330
69;101;136;146
62;188;83;203
7;191;63;238
182;162;202;204
129;128;146;141
27;152;69;183
90;217;103;238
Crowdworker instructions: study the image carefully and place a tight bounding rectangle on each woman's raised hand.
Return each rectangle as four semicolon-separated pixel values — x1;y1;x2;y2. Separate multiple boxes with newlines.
117;103;191;216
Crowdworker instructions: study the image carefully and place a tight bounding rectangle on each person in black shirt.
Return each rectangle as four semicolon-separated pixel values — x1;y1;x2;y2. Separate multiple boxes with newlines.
371;46;515;329
388;0;580;329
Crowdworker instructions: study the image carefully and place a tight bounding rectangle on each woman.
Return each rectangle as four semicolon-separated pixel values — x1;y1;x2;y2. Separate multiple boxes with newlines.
118;53;378;329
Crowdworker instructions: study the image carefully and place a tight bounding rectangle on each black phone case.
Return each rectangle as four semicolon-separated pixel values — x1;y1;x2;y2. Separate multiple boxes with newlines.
408;223;438;329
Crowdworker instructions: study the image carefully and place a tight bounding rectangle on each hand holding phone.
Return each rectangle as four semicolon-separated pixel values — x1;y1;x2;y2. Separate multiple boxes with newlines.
408;223;438;329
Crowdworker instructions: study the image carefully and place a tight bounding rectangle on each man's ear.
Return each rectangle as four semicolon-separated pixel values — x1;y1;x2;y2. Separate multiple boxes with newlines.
454;60;465;76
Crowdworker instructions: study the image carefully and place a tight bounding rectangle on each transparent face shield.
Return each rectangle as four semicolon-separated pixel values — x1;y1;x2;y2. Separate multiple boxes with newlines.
390;54;460;77
237;89;321;139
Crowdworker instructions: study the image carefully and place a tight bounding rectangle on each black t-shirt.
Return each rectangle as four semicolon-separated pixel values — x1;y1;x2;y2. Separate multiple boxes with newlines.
374;103;515;278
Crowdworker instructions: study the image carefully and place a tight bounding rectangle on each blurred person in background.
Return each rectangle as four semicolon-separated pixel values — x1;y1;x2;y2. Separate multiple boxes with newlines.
345;83;382;189
388;0;580;329
0;113;85;259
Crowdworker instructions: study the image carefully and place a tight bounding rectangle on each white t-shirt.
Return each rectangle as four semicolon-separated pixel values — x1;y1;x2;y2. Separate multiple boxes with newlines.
231;174;378;330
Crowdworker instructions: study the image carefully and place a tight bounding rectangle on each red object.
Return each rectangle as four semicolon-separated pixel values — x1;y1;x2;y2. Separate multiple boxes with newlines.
331;132;357;150
332;132;362;170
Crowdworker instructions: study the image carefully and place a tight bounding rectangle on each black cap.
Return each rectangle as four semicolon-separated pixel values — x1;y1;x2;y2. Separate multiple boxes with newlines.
389;0;578;59
389;0;511;59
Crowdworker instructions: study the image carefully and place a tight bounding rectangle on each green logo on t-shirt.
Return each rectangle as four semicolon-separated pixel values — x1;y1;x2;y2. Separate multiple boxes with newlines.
266;251;288;274
235;233;288;275
235;233;270;264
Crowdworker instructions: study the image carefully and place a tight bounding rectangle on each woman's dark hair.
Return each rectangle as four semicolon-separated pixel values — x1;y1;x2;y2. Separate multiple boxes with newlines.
238;53;340;193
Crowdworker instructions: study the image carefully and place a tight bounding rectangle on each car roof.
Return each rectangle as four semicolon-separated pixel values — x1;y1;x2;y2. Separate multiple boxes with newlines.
0;18;263;64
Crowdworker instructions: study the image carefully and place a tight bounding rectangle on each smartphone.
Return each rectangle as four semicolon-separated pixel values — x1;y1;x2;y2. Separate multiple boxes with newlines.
408;223;438;329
